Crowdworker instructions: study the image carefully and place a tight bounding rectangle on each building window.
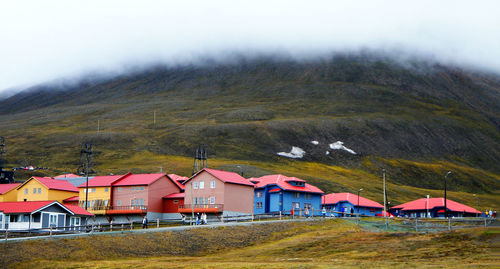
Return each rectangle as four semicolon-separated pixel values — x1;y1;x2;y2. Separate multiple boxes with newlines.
118;187;122;192
210;196;215;204
131;187;135;191
117;200;121;206
92;188;96;192
105;187;109;192
25;188;28;194
210;181;215;188
256;202;263;209
292;202;300;209
194;197;198;204
141;186;145;190
293;192;300;198
38;188;41;194
305;193;311;199
304;203;312;209
193;182;199;189
199;181;204;189
256;191;263;198
33;188;36;194
173;200;178;204
131;199;135;206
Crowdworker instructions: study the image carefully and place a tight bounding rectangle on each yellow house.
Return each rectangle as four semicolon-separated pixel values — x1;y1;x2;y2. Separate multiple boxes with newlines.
16;177;79;203
0;183;21;202
77;174;128;215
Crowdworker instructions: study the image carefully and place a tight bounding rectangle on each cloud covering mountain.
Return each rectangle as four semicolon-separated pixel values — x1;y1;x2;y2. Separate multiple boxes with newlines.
1;0;499;93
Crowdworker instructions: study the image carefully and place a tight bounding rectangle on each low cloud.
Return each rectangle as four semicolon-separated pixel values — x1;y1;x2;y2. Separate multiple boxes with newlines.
1;0;499;93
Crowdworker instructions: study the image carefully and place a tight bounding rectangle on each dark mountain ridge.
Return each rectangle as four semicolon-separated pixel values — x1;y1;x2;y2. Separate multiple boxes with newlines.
0;54;499;197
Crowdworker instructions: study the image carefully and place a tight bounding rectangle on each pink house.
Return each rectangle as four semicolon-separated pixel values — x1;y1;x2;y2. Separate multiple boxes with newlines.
180;168;255;217
109;173;183;220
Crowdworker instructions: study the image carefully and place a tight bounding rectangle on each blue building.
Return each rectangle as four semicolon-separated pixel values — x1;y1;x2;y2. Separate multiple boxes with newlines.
321;192;384;217
250;175;324;215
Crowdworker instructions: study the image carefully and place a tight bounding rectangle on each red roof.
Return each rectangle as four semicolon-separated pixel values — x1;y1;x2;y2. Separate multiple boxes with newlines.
63;196;79;202
391;198;481;214
54;173;80;178
163;192;185;199
24;177;79;192
322;193;383;208
112;173;167;186
254;174;324;194
269;188;281;193
168;174;189;182
186;168;255;187
78;174;127;188
166;174;186;190
0;200;93;216
0;183;21;194
0;200;54;213
63;204;94;216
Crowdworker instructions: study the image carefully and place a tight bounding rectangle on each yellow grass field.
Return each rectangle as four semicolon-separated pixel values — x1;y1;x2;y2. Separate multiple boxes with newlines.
5;219;499;269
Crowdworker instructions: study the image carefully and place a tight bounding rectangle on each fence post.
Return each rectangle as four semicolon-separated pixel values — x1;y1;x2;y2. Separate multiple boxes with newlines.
5;230;7;240
130;221;133;230
121;223;124;231
448;218;451;231
110;221;113;232
484;218;487;228
157;218;160;228
50;226;53;236
415;218;418;232
279;211;282;220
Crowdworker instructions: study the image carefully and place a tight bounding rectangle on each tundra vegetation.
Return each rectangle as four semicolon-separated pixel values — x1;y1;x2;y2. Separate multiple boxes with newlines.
0;55;498;210
3;219;499;268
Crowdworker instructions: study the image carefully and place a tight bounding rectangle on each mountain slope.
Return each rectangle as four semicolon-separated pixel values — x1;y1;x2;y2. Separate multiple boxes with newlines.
0;55;499;207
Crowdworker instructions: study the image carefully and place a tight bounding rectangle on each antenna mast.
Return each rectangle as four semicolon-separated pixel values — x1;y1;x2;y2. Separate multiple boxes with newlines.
192;145;208;175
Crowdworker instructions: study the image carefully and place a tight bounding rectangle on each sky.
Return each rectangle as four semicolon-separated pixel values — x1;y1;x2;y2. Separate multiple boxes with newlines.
1;0;499;93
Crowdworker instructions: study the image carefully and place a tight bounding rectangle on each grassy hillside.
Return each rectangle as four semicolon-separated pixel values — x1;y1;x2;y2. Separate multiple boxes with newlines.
4;220;499;268
0;55;499;208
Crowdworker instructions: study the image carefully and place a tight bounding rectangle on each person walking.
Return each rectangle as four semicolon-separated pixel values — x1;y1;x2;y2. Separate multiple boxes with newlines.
181;214;186;225
322;207;327;218
142;216;148;229
305;207;310;218
291;208;295;219
202;213;207;224
196;213;200;225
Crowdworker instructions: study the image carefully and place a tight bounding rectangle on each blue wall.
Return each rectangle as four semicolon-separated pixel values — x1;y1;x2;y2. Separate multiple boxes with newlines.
323;201;382;217
254;185;322;215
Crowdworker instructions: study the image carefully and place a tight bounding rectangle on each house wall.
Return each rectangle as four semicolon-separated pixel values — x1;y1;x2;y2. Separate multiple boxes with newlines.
47;189;79;203
0;188;18;202
281;191;322;213
254;188;266;214
17;180;50;201
112;185;148;208
184;172;225;206
162;198;184;213
224;183;254;214
269;192;282;212
78;186;111;214
324;201;382;217
147;176;179;213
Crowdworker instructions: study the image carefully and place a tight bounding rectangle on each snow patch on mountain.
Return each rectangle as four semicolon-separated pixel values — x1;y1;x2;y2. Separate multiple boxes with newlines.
311;140;319;145
329;141;356;155
277;146;306;159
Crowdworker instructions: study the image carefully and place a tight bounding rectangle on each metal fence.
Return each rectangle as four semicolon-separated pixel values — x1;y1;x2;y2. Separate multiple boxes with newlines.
1;210;496;240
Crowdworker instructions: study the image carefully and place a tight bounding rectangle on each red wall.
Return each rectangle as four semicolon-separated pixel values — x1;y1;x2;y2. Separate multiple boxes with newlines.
162;197;184;213
147;176;180;213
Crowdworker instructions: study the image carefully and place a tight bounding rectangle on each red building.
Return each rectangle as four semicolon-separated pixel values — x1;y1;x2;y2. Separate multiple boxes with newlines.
180;168;255;217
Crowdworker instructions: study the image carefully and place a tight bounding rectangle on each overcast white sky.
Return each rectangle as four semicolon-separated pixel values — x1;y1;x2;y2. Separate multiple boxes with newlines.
1;0;499;93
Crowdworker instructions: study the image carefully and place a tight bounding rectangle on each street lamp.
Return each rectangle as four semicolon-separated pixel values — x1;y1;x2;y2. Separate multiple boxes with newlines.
473;194;479;218
357;188;363;217
444;171;451;218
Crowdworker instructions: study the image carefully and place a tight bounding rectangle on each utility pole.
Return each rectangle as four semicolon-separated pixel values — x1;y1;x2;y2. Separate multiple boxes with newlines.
77;143;95;211
444;171;452;218
191;182;194;225
153;110;156;127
